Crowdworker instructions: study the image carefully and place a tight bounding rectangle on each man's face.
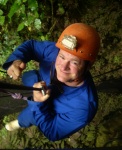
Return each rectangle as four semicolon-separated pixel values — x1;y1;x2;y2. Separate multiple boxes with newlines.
55;49;86;86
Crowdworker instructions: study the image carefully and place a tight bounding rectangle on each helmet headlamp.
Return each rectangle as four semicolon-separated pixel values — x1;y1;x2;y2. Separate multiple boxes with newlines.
61;35;77;50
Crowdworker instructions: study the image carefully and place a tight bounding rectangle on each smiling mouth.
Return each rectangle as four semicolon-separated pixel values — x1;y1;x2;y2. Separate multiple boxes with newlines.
59;70;70;75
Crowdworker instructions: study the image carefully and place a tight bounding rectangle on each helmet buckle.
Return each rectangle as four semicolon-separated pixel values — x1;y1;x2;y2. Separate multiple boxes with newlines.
61;35;77;50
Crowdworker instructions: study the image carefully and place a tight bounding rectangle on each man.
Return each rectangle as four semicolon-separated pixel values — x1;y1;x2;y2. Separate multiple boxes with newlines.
3;23;100;141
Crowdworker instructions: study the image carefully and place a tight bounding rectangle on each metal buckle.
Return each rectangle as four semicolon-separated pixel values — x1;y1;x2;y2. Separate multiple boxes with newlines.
61;35;77;50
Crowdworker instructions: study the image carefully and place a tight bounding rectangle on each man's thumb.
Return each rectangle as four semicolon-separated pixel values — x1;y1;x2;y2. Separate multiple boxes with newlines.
20;62;26;70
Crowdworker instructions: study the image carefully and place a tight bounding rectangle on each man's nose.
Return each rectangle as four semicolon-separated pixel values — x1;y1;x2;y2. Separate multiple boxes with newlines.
61;61;70;70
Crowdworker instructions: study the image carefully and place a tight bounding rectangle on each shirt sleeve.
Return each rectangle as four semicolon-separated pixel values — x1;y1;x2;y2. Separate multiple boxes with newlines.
2;40;58;69
27;99;89;141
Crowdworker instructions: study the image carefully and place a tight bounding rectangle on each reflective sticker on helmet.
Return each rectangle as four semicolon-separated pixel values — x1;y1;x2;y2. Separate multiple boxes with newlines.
61;35;77;50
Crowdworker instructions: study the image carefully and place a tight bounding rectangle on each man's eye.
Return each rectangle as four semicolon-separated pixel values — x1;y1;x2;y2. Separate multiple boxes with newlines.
71;61;78;66
59;55;64;59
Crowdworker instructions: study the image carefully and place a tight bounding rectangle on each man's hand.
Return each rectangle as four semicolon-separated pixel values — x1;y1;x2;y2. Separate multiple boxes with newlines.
33;81;51;102
7;60;26;80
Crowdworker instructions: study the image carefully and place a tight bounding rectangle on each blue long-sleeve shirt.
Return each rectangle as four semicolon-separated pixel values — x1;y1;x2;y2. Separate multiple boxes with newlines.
3;40;98;141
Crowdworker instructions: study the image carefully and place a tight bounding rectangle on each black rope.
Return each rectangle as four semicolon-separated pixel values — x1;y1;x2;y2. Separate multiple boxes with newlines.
93;66;122;78
0;81;43;91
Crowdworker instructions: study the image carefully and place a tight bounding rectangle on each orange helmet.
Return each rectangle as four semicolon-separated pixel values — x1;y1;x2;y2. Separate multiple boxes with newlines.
56;23;100;64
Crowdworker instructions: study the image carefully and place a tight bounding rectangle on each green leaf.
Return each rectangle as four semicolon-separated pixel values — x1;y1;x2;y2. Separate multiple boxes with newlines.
0;16;5;25
114;55;121;64
8;1;20;19
61;140;64;149
34;18;41;30
0;0;8;5
23;0;27;2
28;0;38;11
86;131;95;141
20;4;25;14
17;22;25;31
40;36;46;41
0;9;3;15
27;13;34;25
57;4;65;15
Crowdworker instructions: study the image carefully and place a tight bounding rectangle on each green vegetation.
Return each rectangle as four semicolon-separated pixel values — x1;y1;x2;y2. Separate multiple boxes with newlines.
0;0;122;149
